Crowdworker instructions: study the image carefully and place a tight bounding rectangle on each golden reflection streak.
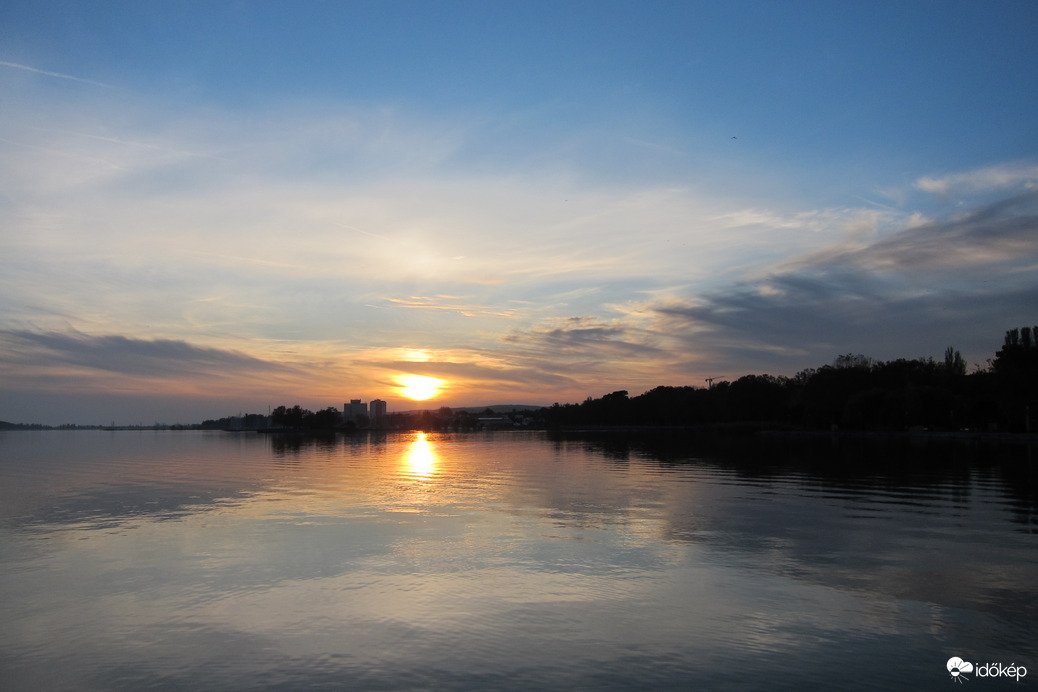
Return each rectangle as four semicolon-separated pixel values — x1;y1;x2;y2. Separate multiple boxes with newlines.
404;432;437;477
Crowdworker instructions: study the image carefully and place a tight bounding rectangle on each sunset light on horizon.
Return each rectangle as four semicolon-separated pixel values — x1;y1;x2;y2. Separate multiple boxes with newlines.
2;1;1037;425
397;375;445;402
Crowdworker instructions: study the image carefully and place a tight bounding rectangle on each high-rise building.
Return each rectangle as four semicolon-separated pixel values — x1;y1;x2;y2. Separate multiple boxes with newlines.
344;399;366;424
369;399;387;427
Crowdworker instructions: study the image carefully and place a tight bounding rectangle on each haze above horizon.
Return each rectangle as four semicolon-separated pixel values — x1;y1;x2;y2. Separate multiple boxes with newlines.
2;1;1037;426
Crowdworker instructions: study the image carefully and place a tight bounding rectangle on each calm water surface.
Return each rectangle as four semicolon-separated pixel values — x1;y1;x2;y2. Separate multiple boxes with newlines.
1;430;1035;690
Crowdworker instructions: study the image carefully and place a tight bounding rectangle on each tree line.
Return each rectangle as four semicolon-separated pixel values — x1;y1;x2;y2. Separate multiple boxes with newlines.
199;406;343;431
201;324;1037;434
538;325;1038;433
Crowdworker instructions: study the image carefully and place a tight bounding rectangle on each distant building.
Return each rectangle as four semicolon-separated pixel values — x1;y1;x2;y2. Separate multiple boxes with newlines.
369;399;387;427
344;399;366;424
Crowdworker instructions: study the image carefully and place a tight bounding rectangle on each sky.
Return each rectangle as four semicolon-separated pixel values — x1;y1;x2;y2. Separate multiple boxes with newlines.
1;0;1037;425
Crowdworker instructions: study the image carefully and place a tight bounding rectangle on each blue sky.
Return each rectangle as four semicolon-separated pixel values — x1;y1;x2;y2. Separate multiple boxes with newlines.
1;1;1037;424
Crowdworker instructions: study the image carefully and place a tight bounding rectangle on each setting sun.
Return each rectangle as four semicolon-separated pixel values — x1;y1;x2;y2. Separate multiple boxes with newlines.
397;374;444;401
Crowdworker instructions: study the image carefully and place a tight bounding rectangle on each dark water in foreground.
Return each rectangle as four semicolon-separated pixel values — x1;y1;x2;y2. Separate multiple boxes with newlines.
0;430;1035;690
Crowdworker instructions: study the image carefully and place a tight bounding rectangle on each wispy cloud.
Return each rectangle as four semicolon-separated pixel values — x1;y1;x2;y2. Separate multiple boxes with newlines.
781;190;1038;276
381;295;519;318
642;190;1038;372
0;61;119;89
916;162;1038;197
503;316;665;359
491;316;683;395
0;329;296;379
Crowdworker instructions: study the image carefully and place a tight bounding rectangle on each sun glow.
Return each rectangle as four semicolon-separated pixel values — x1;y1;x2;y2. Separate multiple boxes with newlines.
397;374;444;401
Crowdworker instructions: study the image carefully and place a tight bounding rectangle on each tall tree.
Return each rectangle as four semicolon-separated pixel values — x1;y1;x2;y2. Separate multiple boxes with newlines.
944;347;967;377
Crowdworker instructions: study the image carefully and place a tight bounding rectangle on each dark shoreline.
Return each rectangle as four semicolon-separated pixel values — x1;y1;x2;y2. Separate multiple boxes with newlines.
548;424;1038;443
4;423;1036;446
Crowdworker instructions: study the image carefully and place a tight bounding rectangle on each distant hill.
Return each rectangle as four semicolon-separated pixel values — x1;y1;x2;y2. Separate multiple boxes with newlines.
456;404;545;414
0;420;52;430
399;404;545;415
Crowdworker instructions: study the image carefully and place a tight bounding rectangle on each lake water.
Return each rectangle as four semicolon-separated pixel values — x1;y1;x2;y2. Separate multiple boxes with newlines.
1;430;1035;690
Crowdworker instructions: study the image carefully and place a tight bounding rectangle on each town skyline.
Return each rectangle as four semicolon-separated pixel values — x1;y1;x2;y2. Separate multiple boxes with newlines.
2;2;1037;426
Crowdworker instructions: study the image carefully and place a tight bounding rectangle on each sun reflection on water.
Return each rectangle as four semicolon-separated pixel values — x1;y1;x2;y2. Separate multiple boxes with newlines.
404;432;437;477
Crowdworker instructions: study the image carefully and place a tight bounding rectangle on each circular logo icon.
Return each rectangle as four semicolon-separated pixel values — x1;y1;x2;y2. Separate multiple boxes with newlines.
948;657;974;682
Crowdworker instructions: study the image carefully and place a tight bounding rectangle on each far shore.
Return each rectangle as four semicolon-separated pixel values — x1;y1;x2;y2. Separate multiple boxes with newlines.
4;422;1037;445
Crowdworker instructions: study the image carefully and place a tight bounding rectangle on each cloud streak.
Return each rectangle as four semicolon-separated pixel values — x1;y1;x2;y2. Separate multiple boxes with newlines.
0;61;119;89
780;190;1038;276
644;190;1038;373
0;329;296;379
916;162;1038;197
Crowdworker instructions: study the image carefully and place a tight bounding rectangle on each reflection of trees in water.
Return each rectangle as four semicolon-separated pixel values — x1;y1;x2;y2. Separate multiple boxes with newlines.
556;430;1038;626
267;431;390;459
553;430;1037;528
269;432;339;458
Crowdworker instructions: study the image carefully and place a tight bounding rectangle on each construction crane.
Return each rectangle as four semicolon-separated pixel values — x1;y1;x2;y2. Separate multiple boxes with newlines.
705;376;724;388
